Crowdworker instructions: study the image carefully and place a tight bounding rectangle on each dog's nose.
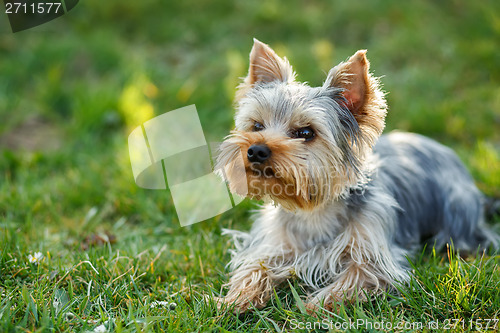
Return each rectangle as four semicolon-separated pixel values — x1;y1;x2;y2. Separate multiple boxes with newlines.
247;144;271;163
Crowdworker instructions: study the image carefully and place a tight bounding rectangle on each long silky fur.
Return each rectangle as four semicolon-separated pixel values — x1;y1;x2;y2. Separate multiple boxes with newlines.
215;40;498;313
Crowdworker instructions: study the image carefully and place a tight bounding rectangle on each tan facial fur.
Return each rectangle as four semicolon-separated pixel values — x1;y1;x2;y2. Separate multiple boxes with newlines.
218;39;386;211
219;130;326;211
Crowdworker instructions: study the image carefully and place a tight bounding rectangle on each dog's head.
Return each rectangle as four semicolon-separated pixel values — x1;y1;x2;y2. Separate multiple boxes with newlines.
217;39;387;210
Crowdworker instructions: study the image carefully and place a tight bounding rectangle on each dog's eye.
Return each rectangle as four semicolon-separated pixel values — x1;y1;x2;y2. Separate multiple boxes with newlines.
294;127;315;141
253;122;264;131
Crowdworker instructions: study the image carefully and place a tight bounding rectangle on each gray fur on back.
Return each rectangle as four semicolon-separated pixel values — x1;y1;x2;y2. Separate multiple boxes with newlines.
367;131;497;251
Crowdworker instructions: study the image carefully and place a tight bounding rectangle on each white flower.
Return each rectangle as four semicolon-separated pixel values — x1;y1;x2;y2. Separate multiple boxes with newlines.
149;301;177;310
28;252;44;265
150;301;169;308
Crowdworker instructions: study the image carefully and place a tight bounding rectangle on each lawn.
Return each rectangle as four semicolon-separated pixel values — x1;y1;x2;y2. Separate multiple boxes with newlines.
1;0;499;331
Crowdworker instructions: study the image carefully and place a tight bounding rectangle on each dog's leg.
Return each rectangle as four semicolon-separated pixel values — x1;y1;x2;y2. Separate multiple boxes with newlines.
219;261;284;313
216;254;293;313
304;218;408;312
215;229;293;313
305;260;388;313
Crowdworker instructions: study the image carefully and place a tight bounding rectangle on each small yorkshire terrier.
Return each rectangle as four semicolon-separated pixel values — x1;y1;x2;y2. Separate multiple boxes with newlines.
215;39;498;313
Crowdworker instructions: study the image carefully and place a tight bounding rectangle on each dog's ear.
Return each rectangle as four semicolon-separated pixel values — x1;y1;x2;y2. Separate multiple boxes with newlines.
324;50;387;139
236;39;295;101
325;50;370;114
247;39;295;85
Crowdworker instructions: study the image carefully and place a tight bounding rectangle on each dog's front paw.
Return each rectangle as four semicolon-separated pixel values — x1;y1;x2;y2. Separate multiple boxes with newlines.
214;267;275;313
216;290;269;314
304;294;343;316
204;291;268;314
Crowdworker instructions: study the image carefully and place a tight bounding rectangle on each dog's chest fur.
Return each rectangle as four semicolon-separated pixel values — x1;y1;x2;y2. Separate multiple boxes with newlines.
269;201;348;252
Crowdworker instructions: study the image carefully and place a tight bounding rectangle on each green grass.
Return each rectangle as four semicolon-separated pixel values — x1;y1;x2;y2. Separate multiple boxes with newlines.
1;0;499;331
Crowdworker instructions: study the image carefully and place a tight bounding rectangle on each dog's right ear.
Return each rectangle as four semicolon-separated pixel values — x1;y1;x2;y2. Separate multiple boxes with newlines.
324;50;387;144
236;39;295;101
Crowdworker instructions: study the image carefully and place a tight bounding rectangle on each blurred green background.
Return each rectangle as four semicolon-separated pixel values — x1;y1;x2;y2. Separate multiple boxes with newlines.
1;0;499;255
0;0;499;328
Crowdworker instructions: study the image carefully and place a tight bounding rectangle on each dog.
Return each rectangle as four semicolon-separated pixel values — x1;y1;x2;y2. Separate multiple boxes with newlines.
215;38;498;313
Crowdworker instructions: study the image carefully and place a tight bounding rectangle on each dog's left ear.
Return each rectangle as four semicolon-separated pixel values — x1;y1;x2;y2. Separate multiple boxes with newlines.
325;50;387;139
